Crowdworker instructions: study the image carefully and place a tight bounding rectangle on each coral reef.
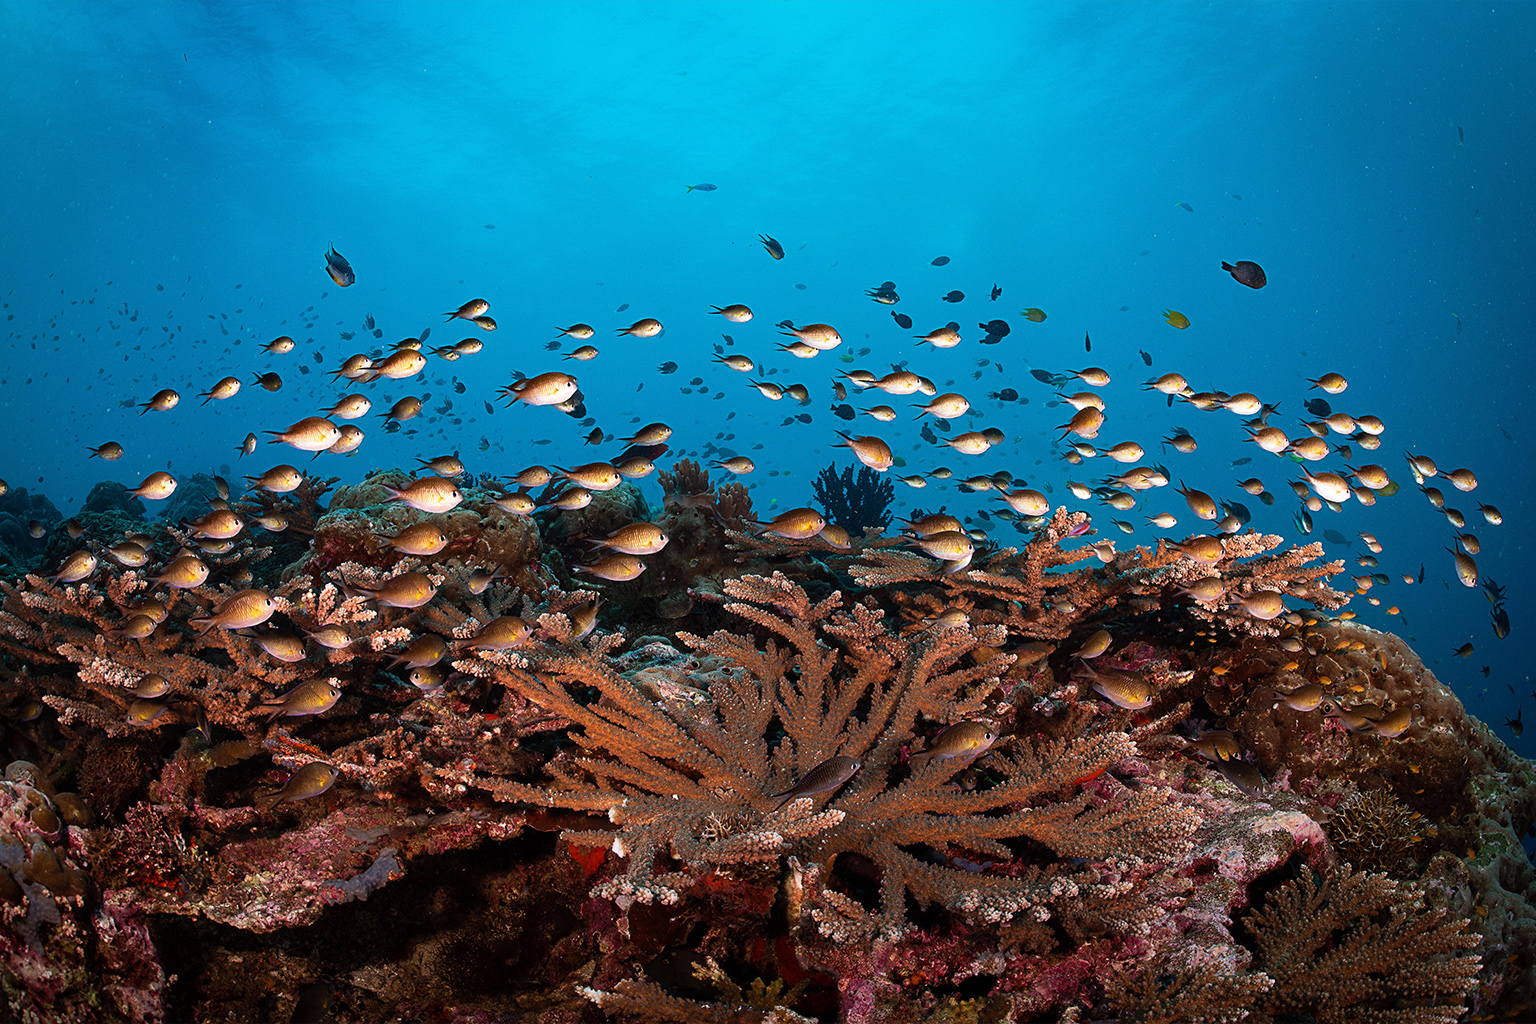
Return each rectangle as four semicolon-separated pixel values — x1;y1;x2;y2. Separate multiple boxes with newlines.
0;484;1530;1021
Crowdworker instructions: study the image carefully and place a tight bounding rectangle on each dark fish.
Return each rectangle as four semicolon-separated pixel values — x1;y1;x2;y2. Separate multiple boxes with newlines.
931;256;951;266
941;290;964;302
1139;349;1152;366
657;362;678;374
1215;759;1265;795
485;223;495;228
866;282;900;303
1221;500;1251;524
832;404;855;420
990;284;1001;300
1304;398;1332;417
1322;528;1350;546
1506;708;1522;737
721;333;734;346
795;283;806;290
1418;563;1425;585
920;423;937;445
324;245;354;287
891;311;913;330
1222;260;1267;289
759;234;785;259
988;388;1019;402
544;341;561;350
1493;607;1510;639
1454;642;1474;657
1176;202;1193;212
978;319;1010;344
1084;331;1091;352
1457;124;1464;145
1030;368;1055;385
772;755;860;807
1231;456;1251;466
685;183;718;192
364;313;375;331
795;413;812;423
616;303;630;312
1231;194;1243;199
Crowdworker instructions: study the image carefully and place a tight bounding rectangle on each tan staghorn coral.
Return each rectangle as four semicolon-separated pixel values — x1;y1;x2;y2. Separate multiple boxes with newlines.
851;508;1347;643
1242;863;1481;1024
477;571;1201;940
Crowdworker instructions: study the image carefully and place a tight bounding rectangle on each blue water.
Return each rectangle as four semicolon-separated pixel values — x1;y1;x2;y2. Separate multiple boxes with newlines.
2;2;1531;748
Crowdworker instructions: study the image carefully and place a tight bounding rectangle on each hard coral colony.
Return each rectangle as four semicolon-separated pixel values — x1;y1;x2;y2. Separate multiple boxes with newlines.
0;251;1526;1024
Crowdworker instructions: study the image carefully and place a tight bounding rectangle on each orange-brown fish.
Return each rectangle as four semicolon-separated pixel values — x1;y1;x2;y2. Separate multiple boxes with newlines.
1077;663;1152;709
191;588;276;632
355;571;438;608
558;462;623;491
459;615;532;651
760;507;826;540
573;554;647;582
150;553;209;589
589;522;669;556
256;761;339;811
128;471;178;501
617;318;663;338
910;722;997;769
251;630;307;663
388;633;448;669
139;388;180;414
834;432;894;471
199;376;241;405
262;678;342;721
261;335;296;355
503;371;579;407
383;477;463;513
445;298;490;321
185;508;245;540
48;550;98;584
265;417;341;452
87;441;124;461
713;456;755;474
385;522;450;556
374;350;426;379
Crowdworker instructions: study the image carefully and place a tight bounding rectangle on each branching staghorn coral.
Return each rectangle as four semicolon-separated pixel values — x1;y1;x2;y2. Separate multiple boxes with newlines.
851;507;1347;642
1241;863;1481;1024
477;571;1201;939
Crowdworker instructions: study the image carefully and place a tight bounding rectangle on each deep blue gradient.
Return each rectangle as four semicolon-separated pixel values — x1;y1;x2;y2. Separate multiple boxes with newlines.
2;2;1532;747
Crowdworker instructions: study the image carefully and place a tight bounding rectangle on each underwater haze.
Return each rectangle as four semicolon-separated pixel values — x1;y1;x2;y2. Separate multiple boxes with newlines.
9;4;1523;721
2;3;1533;789
6;4;1529;712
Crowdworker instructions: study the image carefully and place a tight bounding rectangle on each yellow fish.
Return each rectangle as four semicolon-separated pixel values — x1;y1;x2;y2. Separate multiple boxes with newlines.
1162;309;1190;329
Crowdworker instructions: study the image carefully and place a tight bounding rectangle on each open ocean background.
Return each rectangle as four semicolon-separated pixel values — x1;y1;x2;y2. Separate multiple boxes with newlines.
2;2;1531;760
